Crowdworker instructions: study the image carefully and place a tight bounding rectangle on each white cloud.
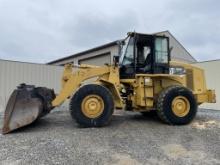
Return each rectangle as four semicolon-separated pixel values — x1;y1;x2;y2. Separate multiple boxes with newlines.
0;0;219;63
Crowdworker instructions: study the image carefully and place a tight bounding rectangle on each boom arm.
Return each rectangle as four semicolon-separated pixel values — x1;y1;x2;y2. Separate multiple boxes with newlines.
52;64;118;107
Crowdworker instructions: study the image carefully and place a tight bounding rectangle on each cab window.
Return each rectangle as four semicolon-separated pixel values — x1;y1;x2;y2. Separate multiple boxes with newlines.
155;37;169;64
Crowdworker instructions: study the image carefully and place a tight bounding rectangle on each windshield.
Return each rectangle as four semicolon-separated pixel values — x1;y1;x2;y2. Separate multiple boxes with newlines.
122;37;134;65
119;36;130;64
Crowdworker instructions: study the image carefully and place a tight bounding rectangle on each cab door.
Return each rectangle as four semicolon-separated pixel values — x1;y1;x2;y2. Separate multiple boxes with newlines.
153;36;170;74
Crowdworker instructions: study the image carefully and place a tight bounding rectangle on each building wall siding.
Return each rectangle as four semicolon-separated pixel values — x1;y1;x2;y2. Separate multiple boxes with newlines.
194;60;220;110
79;53;111;66
0;60;64;113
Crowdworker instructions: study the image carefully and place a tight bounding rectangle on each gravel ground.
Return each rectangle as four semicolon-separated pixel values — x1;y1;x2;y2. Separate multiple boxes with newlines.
0;109;220;165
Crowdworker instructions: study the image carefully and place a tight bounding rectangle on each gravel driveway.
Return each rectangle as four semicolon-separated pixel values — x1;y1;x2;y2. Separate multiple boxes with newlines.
0;109;220;165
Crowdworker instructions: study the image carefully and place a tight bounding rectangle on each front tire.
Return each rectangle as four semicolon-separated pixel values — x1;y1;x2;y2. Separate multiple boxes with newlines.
70;84;114;127
157;86;197;125
141;110;157;117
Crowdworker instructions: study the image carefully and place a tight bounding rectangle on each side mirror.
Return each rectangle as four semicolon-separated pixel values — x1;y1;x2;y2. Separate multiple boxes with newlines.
113;55;119;66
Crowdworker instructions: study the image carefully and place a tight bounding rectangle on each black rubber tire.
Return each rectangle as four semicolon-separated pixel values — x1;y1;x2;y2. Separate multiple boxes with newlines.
157;86;197;125
141;110;157;117
70;84;114;127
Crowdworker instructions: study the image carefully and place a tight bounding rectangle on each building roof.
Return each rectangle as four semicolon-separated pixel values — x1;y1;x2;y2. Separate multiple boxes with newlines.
48;31;196;64
0;58;63;68
47;40;119;64
194;59;220;63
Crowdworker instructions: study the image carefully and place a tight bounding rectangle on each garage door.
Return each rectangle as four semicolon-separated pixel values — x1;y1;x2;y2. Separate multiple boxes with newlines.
79;53;111;66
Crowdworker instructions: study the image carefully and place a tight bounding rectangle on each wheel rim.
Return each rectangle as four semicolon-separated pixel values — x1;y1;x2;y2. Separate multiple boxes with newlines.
171;96;190;117
81;95;104;118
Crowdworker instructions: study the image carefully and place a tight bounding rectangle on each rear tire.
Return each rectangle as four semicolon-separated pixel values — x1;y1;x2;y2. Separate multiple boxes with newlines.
157;86;197;125
70;84;114;127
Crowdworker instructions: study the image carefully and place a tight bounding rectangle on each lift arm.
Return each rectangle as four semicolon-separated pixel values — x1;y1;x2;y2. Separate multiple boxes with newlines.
52;64;121;107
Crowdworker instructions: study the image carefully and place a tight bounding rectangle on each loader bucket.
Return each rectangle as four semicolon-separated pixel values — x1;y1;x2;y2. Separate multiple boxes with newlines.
2;84;55;134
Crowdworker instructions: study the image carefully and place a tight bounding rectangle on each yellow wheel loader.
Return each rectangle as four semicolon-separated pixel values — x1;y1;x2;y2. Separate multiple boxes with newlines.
2;32;216;134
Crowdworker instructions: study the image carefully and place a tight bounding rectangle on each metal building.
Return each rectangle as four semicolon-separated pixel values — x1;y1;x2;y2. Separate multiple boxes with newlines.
48;41;119;66
48;31;197;66
0;59;64;113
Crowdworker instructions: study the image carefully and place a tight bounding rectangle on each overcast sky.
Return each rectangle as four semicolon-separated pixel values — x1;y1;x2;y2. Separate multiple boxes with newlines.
0;0;219;63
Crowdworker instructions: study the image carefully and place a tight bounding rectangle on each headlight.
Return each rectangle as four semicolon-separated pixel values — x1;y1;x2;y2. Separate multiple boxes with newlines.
169;67;185;75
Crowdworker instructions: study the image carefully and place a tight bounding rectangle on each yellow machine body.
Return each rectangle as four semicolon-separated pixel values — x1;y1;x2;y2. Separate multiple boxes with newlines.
52;62;215;111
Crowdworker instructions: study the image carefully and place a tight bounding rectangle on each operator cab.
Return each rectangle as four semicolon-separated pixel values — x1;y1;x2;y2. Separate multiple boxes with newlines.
119;32;170;78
